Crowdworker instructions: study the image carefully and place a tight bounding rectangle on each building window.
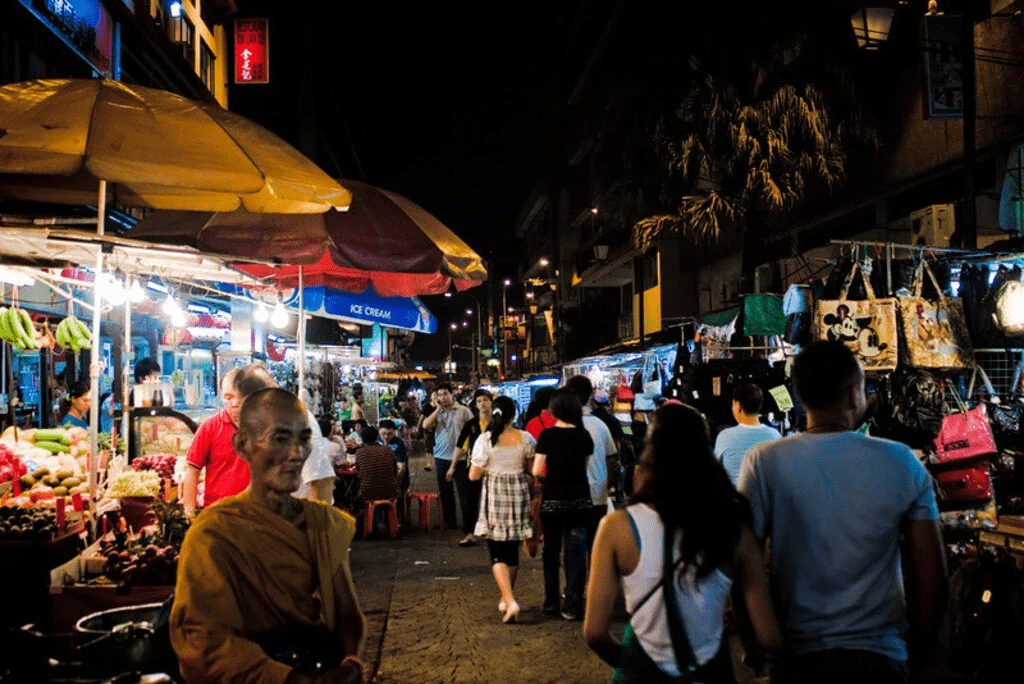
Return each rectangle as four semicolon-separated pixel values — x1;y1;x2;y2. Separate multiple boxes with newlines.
200;41;215;90
169;12;195;65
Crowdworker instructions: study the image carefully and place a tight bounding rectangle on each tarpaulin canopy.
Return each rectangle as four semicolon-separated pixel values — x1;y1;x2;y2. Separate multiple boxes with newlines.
129;180;487;297
0;79;351;213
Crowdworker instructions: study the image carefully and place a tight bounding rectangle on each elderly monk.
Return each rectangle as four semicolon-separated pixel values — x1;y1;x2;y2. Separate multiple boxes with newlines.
170;388;365;684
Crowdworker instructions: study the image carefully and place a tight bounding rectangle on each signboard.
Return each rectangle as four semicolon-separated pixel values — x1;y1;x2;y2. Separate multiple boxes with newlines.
234;18;269;84
923;15;963;120
31;0;114;74
217;283;436;333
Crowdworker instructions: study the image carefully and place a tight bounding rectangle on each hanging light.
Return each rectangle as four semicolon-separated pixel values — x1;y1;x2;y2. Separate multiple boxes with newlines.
271;299;288;329
171;308;186;327
162;291;179;315
850;7;895;50
98;274;126;306
0;267;34;287
128;278;146;303
254;300;269;323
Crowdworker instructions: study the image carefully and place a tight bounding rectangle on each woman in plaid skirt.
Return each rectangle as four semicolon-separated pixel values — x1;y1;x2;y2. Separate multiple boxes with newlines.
469;395;536;624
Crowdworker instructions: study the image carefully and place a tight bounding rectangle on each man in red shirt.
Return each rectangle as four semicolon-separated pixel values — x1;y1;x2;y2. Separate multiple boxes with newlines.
181;368;247;518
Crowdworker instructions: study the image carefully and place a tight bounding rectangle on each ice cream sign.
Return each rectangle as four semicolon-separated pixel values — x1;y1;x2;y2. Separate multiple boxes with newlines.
234;18;269;84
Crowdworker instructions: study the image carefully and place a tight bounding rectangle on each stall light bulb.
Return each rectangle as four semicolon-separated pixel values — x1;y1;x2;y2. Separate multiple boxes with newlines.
163;292;179;315
271;300;288;329
171;308;186;327
128;279;146;303
254;301;269;323
101;275;126;306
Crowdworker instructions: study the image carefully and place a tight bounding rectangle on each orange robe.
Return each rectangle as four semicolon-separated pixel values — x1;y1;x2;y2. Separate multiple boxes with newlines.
170;490;357;684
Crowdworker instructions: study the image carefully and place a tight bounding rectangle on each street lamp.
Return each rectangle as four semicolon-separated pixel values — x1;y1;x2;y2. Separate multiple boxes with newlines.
849;7;895;50
501;279;511;376
464;308;481;380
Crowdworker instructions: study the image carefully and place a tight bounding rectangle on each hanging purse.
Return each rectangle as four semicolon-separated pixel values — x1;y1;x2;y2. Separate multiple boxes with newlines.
993;277;1024;337
934;378;998;464
935;463;994;503
815;261;899;372
899;260;974;369
743;293;787;337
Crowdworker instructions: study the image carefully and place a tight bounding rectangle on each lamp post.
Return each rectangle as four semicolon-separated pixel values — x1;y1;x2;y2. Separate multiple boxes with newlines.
465;308;481;382
501;279;511;376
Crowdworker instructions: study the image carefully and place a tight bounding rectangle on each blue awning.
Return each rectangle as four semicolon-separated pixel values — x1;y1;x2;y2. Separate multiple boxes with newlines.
219;283;436;334
281;286;436;334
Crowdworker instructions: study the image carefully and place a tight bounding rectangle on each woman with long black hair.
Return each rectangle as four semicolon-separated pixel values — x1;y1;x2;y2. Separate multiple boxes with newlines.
583;403;781;682
469;395;535;623
532;387;594;621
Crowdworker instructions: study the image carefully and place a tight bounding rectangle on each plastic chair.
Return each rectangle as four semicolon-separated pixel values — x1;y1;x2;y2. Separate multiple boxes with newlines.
406;492;444;532
363;499;399;539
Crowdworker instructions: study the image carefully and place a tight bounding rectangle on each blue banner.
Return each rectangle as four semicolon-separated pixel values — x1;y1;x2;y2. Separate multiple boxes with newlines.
217;284;436;333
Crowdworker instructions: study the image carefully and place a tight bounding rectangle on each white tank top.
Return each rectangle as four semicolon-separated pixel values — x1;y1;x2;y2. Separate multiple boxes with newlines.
621;503;733;675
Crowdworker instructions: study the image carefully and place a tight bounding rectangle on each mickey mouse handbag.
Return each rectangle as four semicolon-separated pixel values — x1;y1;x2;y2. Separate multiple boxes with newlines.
815;261;899;371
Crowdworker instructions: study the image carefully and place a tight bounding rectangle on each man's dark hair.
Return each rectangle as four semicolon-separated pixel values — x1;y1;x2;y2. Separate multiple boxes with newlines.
435;382;453;393
69;380;90;399
564;375;594;405
472;388;492;401
361;426;380;444
793;341;862;411
134;357;161;384
732;383;764;416
235;363;277;400
549;387;584;426
378;419;396;430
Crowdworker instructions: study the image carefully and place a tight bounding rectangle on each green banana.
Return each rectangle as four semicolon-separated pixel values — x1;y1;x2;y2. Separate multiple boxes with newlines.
72;316;92;349
4;309;22;346
17;308;36;349
0;307;12;343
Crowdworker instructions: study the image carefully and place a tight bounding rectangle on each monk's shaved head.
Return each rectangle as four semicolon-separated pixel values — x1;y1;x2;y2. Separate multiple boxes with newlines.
237;387;304;437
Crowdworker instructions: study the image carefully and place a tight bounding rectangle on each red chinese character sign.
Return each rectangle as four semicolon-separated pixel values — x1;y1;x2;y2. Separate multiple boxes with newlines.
234;18;269;84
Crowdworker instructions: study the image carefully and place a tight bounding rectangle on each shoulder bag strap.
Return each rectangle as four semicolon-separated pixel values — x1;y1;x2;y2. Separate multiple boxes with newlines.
920;261;947;302
662;525;699;678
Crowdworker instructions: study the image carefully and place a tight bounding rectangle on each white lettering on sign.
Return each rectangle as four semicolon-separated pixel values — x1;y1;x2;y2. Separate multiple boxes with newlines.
240;48;252;81
349;304;392;320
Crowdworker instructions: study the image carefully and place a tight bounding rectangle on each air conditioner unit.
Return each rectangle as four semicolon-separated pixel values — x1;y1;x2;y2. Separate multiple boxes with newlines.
910;203;956;247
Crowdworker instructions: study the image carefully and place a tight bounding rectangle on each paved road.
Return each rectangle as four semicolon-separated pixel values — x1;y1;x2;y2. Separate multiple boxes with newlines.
347;441;763;684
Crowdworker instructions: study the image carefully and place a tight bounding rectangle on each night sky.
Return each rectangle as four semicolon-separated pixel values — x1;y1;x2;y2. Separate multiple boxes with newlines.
226;2;579;363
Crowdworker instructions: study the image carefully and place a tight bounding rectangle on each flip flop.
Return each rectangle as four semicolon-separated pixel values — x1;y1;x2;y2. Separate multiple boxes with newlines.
458;536;477;547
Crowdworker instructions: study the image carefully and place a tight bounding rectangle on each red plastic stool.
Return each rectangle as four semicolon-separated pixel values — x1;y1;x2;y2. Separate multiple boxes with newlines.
406;492;444;532
363;499;399;538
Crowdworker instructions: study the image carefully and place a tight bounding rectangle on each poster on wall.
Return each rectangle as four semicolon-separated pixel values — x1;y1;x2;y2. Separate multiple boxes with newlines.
234;18;269;84
922;14;963;120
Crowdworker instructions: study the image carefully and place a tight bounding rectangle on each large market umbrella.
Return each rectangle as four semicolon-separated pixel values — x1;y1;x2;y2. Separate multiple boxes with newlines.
0;79;351;213
128;179;487;297
0;78;352;502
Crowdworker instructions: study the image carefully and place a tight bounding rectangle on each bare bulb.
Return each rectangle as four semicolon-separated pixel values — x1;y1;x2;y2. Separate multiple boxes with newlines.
271;300;288;329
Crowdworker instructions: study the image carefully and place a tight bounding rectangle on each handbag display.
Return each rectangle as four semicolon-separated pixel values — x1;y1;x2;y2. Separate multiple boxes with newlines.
743;293;787;337
815;262;898;372
935;382;998;464
993;278;1024;337
899;261;974;369
935;463;994;503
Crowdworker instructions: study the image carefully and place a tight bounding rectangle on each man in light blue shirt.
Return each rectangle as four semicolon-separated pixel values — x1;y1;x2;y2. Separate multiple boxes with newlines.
738;341;946;683
713;383;780;485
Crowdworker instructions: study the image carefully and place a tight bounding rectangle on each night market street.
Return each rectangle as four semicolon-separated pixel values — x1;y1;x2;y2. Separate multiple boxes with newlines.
349;443;764;684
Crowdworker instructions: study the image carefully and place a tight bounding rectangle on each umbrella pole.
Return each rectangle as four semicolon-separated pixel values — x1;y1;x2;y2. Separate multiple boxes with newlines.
121;295;131;465
88;180;106;504
298;266;305;398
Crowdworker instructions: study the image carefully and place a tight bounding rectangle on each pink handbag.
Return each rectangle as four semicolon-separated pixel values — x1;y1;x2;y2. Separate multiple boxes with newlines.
934;384;997;463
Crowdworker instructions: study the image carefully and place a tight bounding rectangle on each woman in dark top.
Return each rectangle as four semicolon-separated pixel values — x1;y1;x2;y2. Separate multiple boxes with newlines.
450;388;492;546
532;387;594;620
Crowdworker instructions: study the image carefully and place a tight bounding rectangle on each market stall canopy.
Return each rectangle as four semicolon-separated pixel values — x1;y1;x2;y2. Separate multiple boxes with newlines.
377;369;436;380
0;79;350;213
128;180;487;297
0;226;264;286
221;283;437;333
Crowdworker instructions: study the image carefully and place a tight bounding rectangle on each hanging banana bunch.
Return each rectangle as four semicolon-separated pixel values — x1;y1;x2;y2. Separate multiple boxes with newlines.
0;306;39;351
54;315;92;353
